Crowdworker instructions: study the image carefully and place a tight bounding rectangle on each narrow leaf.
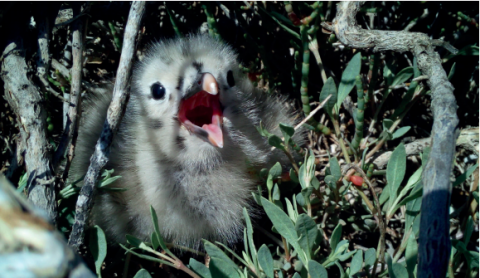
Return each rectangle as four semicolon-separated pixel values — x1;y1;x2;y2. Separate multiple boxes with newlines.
329;157;342;182
405;232;418;276
189;258;212;278
391;67;413;87
391;126;411;140
349;249;363;277
330;224;342;252
204;240;240;278
261;197;306;264
386;143;406;210
133;269;152;278
150;206;174;257
308;260;328;278
295;214;318;260
258;245;274;278
89;225;107;278
337;52;362;111
243;208;257;268
319;77;337;118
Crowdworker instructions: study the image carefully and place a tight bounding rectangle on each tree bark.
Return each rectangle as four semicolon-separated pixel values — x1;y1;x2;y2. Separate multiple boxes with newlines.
1;10;57;225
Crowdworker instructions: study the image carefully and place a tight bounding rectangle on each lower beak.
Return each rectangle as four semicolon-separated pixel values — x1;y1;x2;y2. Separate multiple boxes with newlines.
178;73;224;148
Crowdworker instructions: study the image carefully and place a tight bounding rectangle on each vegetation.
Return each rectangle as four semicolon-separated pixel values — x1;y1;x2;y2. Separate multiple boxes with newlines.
0;2;478;278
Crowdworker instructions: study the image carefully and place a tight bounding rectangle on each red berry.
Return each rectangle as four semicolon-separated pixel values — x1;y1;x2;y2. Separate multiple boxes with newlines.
350;175;364;186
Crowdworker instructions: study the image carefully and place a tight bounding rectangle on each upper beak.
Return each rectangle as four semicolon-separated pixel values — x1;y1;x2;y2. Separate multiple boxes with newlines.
184;73;219;99
178;73;223;148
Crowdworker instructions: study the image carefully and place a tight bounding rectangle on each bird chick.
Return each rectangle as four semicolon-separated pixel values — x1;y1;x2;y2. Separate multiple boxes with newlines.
71;35;303;248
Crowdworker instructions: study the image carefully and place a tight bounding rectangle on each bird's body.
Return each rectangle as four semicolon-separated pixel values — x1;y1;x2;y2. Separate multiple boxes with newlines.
71;35;303;248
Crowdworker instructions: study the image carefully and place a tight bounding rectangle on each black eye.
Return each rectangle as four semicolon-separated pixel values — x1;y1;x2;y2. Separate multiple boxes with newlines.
227;70;235;87
151;83;166;100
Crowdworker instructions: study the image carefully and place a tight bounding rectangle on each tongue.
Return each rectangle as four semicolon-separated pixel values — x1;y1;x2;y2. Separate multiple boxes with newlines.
202;114;223;148
178;90;224;148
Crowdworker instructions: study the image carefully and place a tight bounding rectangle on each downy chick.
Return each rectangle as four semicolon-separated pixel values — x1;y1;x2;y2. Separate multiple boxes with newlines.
71;35;304;248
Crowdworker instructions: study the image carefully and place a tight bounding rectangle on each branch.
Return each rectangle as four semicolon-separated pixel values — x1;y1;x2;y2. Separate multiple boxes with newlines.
1;14;56;225
323;2;459;277
68;1;145;251
53;3;88;175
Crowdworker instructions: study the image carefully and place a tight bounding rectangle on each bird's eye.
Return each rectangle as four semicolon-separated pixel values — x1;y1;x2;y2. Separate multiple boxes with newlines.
151;83;166;100
227;70;235;87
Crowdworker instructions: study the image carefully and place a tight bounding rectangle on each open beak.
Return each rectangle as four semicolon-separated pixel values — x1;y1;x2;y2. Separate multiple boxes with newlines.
178;73;224;148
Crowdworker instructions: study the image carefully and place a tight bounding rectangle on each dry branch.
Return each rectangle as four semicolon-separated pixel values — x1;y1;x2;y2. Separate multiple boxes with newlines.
53;3;88;178
68;1;145;251
1;18;57;225
322;2;459;276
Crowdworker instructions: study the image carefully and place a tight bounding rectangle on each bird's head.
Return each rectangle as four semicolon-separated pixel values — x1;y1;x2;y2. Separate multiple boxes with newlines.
129;35;250;160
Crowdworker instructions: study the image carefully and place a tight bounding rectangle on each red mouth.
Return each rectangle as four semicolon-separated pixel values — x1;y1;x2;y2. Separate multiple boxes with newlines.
178;89;223;148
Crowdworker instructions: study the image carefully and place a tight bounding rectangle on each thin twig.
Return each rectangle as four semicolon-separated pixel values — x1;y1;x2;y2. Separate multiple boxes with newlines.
294;95;332;130
345;163;385;276
53;3;87;172
68;1;145;251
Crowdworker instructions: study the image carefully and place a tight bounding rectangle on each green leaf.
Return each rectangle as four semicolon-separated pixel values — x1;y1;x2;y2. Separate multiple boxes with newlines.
319;77;338;118
269;162;283;179
308;260;328;278
151;232;159;250
279;123;295;145
464;215;474;245
386;143;406;210
268;134;285;150
89;225;107;278
150;206;174;257
364;248;376;269
330;223;343;252
258;245;274;278
383;58;396;85
391;126;411;140
337;52;362;112
243;208;257;268
405;232;418;276
329;157;342;182
133;269;152;278
448;62;456;80
273;184;281;201
204;240;240;278
295;214;318;260
387;255;409;278
339;251;356;263
456;45;479;56
285;198;298;222
453;163;478;187
391;67;413;87
98;175;122;188
382;119;394;131
324;175;337;191
290;168;299;184
189;258;212;278
261;197;306;264
126;234;143;248
390;264;409;278
397;181;423;209
349;249;363;277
